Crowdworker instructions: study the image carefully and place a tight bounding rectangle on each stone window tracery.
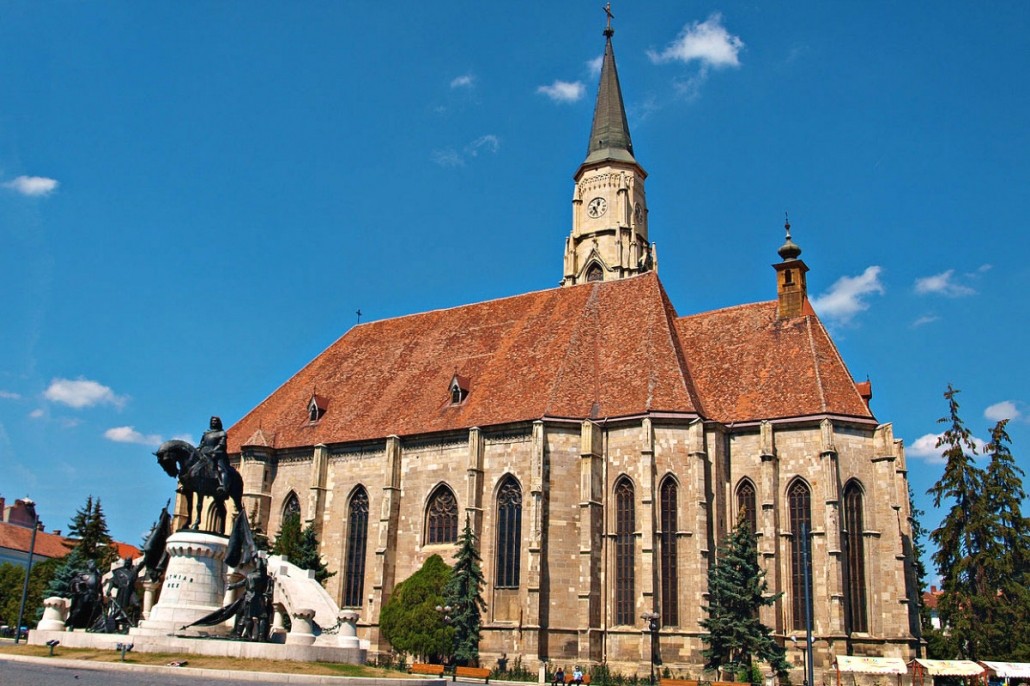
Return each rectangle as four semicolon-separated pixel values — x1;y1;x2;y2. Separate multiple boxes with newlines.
614;477;635;625
736;479;757;533
788;479;812;631
343;487;369;608
426;485;459;544
843;480;868;633
495;476;522;588
659;477;678;626
283;491;301;525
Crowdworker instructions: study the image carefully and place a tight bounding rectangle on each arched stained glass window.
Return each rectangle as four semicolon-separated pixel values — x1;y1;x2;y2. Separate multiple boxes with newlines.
614;478;635;625
843;481;868;632
343;487;369;608
788;479;812;631
495;476;522;588
659;478;678;626
737;479;757;533
426;485;459;544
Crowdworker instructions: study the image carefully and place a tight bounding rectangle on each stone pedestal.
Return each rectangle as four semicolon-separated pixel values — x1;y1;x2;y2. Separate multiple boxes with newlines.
132;530;230;637
37;597;69;631
338;610;360;649
286;608;316;646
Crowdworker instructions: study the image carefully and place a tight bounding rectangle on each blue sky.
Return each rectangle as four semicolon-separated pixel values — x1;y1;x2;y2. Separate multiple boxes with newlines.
1;3;1027;576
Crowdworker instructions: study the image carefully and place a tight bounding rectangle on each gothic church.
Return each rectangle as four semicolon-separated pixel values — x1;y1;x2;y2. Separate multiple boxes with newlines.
224;18;921;677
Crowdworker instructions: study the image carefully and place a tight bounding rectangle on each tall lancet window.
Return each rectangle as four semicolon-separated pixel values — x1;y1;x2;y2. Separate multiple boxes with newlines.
343;487;369;608
659;477;679;626
614;477;635;625
788;479;813;631
426;485;459;544
736;479;757;533
495;476;522;588
282;491;301;525
843;481;868;632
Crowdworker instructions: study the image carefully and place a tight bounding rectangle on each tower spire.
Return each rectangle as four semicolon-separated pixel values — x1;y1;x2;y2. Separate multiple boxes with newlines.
562;8;653;287
774;214;810;319
579;4;637;174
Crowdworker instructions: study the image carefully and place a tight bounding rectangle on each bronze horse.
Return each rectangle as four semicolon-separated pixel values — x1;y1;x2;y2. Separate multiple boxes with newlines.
155;439;244;531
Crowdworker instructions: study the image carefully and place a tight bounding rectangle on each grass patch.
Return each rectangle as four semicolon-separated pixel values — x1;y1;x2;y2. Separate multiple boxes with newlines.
0;643;410;678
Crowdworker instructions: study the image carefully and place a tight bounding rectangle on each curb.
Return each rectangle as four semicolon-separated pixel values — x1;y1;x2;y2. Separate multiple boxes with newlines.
0;653;447;685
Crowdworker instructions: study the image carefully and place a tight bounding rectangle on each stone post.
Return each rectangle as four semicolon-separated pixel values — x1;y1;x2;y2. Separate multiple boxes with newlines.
37;597;68;631
287;608;317;646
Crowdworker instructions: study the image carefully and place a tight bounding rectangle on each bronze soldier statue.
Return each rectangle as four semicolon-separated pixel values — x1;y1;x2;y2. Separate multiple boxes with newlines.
197;416;231;497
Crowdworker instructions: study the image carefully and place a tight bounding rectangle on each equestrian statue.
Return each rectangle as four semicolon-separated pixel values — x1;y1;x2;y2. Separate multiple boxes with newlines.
155;416;244;531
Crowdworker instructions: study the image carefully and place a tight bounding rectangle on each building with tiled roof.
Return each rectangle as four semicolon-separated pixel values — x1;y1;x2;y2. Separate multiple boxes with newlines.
220;14;920;677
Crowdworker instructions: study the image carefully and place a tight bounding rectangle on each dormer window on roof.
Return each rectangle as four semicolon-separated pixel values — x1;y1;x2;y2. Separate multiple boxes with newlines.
449;374;469;405
308;394;327;422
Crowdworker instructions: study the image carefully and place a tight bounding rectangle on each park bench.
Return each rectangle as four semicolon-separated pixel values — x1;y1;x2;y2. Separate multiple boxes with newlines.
563;675;592;685
455;663;494;679
411;663;446;677
454;666;492;682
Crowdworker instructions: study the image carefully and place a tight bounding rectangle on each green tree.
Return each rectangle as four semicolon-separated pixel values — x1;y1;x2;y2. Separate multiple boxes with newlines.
701;518;789;678
443;516;487;666
979;419;1030;660
0;557;64;628
927;386;1030;660
67;495;117;569
380;554;453;662
270;512;334;586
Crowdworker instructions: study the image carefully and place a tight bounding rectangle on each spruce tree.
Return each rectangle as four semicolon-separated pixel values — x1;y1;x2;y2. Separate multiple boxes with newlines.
700;519;789;678
443;515;487;667
271;511;303;559
926;386;1030;660
271;512;334;585
62;495;116;574
927;386;990;659
979;419;1030;660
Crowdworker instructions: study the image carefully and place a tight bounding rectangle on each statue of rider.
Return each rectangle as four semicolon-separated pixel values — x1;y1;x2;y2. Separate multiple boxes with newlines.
198;415;231;497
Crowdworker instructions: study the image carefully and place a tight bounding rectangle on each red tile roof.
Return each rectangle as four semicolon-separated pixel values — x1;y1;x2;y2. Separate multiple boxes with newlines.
0;522;74;560
228;274;872;453
675;301;873;423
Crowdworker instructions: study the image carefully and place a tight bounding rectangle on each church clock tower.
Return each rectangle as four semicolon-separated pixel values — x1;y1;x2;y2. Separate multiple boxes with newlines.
562;11;655;287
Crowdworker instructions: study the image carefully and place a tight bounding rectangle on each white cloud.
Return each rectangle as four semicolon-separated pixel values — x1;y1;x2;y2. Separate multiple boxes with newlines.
29;408;44;419
984;401;1020;422
648;13;744;68
450;74;475;89
536;80;585;103
468;135;499;156
44;377;127;409
0;390;21;400
432;134;501;167
810;266;885;325
104;426;163;446
914;269;976;297
908;432;987;463
586;55;603;76
3;175;59;197
911;314;940;328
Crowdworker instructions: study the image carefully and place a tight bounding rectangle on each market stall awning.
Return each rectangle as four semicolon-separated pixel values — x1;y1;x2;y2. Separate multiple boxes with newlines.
835;656;908;675
910;659;985;677
980;662;1030;679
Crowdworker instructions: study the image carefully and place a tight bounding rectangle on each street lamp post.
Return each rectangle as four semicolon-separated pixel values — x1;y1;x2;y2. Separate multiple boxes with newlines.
641;611;660;686
435;604;453;666
14;512;40;645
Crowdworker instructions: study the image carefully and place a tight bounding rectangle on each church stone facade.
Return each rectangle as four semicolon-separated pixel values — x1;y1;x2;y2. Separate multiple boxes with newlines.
222;20;920;679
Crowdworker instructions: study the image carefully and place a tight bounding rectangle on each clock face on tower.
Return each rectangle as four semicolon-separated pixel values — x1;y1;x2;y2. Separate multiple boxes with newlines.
587;197;608;218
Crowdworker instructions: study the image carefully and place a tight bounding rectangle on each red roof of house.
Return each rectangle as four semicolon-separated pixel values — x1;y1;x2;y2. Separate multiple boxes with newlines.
0;522;74;560
228;273;872;452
